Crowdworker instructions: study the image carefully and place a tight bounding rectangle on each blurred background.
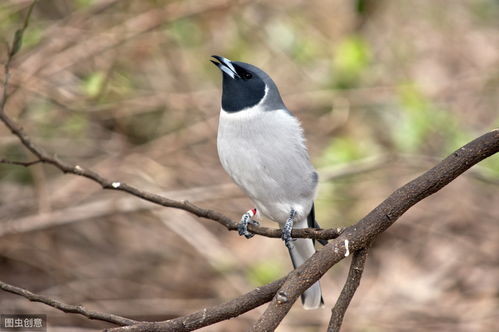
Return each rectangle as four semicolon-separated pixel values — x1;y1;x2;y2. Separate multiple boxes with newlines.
0;0;498;331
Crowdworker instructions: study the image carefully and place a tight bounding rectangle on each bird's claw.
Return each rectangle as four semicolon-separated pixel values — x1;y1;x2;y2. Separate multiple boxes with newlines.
282;209;297;248
238;209;259;239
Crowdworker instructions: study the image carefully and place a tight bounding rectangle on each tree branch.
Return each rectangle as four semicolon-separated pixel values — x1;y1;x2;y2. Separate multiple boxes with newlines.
104;278;286;332
249;129;499;331
0;158;42;166
328;248;368;332
0;48;341;242
0;277;286;332
2;129;496;332
1;0;37;111
2;0;342;244
0;111;342;239
0;280;138;326
2;4;499;332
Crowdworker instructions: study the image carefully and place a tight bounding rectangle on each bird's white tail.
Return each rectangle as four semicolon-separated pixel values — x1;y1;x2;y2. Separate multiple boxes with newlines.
287;237;323;309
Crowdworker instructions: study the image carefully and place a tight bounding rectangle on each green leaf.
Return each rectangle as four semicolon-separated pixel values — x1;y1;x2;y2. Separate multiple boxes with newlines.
83;71;105;98
332;35;371;87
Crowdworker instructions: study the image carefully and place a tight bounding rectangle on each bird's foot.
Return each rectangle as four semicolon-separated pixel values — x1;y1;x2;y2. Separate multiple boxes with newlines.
238;208;259;239
282;209;297;248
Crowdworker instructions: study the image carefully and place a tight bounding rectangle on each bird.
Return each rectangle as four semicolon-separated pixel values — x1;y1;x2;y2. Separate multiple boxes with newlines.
211;55;325;309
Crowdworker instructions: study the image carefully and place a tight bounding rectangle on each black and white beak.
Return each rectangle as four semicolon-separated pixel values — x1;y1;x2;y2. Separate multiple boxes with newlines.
211;55;240;79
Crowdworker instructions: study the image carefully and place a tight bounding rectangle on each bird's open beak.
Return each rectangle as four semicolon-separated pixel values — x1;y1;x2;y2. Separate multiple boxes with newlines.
211;55;240;79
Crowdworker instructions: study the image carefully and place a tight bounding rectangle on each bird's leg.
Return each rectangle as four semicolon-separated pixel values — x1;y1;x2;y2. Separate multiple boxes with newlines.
238;208;259;239
282;209;297;248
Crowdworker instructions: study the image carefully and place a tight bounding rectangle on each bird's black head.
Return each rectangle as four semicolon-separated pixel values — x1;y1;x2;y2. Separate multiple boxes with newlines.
211;55;284;113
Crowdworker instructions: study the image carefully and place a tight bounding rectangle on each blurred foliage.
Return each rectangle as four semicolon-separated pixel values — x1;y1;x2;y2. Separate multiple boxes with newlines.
0;9;20;32
331;35;371;89
354;0;370;14
319;136;377;166
124;110;168;144
20;26;42;49
62;113;88;137
392;83;463;153
470;0;499;24
481;153;499;176
169;18;203;48
107;71;134;100
75;0;96;9
246;260;284;287
267;19;322;63
82;71;106;99
0;145;33;184
0;1;498;330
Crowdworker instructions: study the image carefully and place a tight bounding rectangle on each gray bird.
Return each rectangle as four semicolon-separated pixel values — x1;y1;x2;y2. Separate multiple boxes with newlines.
211;55;325;309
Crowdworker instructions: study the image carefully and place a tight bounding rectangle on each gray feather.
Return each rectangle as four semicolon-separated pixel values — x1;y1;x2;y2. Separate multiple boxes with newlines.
215;57;324;310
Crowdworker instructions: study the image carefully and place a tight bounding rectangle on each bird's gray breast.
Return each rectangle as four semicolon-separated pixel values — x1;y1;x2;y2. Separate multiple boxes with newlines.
217;106;317;223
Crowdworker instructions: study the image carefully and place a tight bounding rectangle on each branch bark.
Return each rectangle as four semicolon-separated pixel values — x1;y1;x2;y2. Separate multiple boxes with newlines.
328;248;368;332
0;277;285;332
1;1;340;244
0;158;42;167
249;129;499;331
104;278;286;332
2;127;496;332
0;68;341;241
1;4;499;331
0;280;138;326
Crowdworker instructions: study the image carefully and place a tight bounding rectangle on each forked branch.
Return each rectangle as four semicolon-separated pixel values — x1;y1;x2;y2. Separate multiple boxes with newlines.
1;3;498;332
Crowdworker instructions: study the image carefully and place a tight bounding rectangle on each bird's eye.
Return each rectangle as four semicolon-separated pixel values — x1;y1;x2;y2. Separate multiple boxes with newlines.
243;72;252;79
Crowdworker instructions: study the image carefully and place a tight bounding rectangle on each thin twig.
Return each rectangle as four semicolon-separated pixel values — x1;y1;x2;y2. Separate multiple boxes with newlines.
1;3;499;332
0;109;342;240
0;280;138;326
0;10;340;242
1;130;497;332
0;183;237;237
1;1;37;111
0;158;42;166
328;248;369;332
21;0;248;78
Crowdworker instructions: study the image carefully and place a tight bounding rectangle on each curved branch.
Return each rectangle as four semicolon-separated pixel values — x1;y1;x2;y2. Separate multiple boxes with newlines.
328;248;368;332
0;280;138;326
0;277;286;332
0;105;342;241
2;5;498;331
249;129;499;331
1;0;340;243
0;75;341;240
0;158;42;166
104;278;286;332
0;60;340;241
2;130;496;332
